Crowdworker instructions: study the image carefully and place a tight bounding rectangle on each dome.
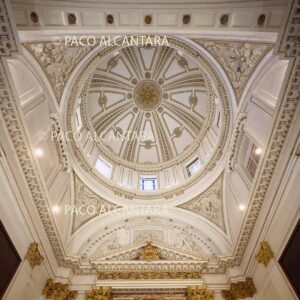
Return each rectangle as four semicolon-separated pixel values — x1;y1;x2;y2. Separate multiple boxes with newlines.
65;37;231;199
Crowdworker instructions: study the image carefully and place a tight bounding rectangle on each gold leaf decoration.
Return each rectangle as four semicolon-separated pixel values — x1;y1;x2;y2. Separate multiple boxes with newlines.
43;279;77;300
187;285;214;300
255;241;274;268
86;286;112;300
26;242;44;268
221;277;256;300
98;271;201;280
138;242;161;261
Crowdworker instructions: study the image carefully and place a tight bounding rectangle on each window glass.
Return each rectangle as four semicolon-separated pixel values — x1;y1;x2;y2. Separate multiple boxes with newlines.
187;158;202;177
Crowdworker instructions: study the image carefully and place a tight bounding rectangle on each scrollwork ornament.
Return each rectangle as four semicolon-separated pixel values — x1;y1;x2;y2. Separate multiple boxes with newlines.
255;241;274;268
221;277;256;300
187;285;214;300
86;286;112;300
43;279;77;300
97;270;201;280
138;242;161;261
26;242;44;268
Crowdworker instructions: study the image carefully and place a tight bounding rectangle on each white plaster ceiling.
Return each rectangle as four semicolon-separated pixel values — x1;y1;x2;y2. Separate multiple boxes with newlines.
69;40;229;196
84;45;211;165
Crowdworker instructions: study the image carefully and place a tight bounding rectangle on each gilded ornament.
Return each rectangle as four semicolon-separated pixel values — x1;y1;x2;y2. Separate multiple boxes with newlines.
134;80;162;111
26;242;44;268
138;242;160;261
86;286;112;300
98;271;201;280
43;279;77;300
221;277;256;300
255;241;274;267
187;285;214;300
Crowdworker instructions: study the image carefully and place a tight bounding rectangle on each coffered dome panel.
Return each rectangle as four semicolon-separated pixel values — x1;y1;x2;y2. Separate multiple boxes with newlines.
84;45;209;165
65;37;232;198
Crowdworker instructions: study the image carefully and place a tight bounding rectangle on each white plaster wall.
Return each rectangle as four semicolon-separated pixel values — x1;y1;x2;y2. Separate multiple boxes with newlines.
251;158;300;300
7;57;72;244
226;56;289;243
0;155;48;300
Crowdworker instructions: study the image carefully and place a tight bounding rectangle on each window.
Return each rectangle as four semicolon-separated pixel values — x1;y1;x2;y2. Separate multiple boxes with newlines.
140;177;157;191
95;157;112;178
186;158;202;177
247;144;260;177
76;106;83;131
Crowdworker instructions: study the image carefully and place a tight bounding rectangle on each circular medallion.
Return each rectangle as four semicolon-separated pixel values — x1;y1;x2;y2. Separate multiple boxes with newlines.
134;80;162;111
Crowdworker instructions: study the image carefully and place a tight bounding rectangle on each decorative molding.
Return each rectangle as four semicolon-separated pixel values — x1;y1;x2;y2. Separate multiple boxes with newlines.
113;287;186;299
228;113;247;171
74;258;208;275
91;241;208;262
86;287;112;300
23;41;93;102
178;174;225;231
255;241;274;268
194;40;272;102
187;286;214;300
0;0;19;57
50;113;70;172
25;242;44;268
221;278;256;300
295;147;300;157
98;270;202;280
43;279;77;300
